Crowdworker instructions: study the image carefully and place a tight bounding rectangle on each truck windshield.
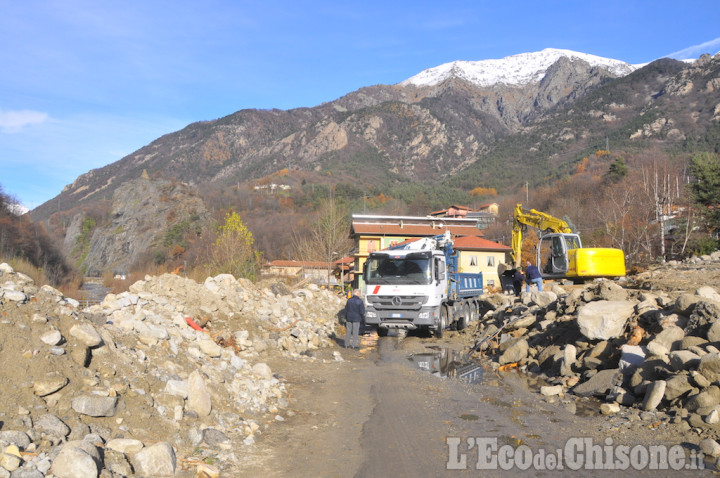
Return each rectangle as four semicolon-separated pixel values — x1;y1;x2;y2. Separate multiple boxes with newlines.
365;255;432;285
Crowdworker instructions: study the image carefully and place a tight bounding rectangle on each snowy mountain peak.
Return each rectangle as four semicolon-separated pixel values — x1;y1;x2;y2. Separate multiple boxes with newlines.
400;48;639;88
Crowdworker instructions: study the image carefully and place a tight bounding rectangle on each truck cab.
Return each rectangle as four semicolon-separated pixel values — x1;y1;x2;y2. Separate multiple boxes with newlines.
363;232;483;337
363;248;446;335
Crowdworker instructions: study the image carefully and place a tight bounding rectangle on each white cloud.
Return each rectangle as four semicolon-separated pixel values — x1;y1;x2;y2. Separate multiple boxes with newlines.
668;37;720;60
0;108;49;133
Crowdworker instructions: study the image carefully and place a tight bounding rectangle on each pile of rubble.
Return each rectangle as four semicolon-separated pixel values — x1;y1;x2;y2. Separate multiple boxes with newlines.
474;251;720;458
0;263;344;477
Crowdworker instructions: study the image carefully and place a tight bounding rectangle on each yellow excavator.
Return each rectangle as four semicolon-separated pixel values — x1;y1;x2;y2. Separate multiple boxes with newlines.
511;204;625;281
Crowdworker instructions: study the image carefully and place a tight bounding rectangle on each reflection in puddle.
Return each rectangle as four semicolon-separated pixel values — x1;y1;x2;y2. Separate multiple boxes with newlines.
408;347;484;384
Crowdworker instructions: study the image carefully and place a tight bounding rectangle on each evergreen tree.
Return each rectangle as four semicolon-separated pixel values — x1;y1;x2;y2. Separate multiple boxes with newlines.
687;152;720;232
604;157;628;183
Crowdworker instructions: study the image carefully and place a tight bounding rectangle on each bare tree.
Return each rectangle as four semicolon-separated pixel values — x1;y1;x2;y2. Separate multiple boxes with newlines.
292;194;354;286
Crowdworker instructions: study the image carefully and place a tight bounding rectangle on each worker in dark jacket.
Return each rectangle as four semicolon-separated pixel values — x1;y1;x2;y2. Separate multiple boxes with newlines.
512;267;525;297
525;261;543;292
344;289;365;349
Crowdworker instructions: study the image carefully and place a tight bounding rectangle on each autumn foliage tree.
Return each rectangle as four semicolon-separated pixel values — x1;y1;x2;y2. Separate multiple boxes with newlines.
205;210;261;280
470;187;497;197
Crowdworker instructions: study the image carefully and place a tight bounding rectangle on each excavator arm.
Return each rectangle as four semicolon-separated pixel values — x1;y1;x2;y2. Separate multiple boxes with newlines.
511;204;572;268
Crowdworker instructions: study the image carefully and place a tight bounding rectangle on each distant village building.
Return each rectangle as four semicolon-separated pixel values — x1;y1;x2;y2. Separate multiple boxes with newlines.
253;183;291;192
263;260;332;284
451;235;511;291
428;203;498;229
262;258;354;290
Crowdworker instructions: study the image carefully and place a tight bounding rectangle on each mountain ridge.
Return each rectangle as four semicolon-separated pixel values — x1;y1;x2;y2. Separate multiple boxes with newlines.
27;49;720;275
400;48;640;88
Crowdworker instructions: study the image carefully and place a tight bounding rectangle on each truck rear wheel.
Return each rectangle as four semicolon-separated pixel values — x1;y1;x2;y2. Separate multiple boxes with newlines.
457;303;470;331
435;307;447;338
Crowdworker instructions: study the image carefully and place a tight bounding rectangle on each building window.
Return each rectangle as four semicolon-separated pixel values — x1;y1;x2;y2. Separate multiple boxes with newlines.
469;255;477;266
487;256;495;267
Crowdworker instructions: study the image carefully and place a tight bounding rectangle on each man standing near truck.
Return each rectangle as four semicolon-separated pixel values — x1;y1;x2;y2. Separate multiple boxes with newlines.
525;261;543;292
344;289;365;349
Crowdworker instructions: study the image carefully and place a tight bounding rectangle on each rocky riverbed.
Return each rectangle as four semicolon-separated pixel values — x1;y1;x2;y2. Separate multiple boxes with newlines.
473;251;720;463
0;264;344;477
4;251;720;476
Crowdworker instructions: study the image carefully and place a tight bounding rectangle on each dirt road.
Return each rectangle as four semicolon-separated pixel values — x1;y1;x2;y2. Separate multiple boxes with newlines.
237;331;711;477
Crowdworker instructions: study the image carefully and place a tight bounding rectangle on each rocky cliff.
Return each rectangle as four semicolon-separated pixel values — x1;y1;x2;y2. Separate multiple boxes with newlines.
64;175;211;276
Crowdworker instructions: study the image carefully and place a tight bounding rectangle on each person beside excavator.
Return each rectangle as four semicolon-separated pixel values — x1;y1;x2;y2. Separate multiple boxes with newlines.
512;267;525;297
525;261;543;292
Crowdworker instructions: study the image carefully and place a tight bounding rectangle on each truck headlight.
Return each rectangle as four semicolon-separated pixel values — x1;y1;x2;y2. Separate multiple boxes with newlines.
418;311;429;319
366;310;377;318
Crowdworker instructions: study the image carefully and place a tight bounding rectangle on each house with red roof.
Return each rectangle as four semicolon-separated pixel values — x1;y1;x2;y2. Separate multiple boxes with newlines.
451;235;512;291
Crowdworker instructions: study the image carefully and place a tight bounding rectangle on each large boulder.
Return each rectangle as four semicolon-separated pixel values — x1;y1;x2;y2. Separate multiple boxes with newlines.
595;281;628;301
187;370;212;417
530;291;557;308
646;325;685;357
698;353;720;383
686;386;720;412
641;380;666;411
675;293;702;315
577;300;635;340
685;301;720;337
572;368;621;397
498;338;529;365
130;442;176;477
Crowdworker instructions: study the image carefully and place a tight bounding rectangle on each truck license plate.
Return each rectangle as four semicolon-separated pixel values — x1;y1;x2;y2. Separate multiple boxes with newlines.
391;313;403;318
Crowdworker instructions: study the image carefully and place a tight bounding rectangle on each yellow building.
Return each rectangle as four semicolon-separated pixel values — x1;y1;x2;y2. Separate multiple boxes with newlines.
451;235;512;291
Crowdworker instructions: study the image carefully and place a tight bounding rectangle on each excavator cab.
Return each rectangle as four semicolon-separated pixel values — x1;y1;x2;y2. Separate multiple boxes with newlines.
538;233;582;276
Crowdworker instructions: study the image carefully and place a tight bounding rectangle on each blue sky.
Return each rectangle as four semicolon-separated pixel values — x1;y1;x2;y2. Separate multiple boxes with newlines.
2;1;719;210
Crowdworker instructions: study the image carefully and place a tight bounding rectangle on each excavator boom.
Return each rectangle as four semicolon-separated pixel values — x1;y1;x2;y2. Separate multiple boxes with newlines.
512;204;572;268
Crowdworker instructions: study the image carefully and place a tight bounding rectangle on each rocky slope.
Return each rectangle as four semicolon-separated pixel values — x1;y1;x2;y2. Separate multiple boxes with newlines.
0;263;344;477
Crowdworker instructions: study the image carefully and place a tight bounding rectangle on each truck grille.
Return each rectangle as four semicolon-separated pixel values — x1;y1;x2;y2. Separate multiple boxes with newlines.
367;295;427;310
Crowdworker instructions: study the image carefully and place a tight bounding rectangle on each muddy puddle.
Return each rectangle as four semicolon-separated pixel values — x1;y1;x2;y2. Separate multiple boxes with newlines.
407;346;484;383
405;344;608;419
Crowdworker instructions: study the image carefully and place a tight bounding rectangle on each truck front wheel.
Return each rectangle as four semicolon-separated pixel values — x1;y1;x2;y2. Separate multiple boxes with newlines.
376;326;388;337
435;307;448;338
